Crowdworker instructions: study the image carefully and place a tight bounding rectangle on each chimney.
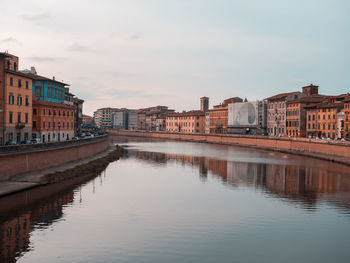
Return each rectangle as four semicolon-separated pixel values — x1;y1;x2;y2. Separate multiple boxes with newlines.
30;66;37;75
53;76;55;81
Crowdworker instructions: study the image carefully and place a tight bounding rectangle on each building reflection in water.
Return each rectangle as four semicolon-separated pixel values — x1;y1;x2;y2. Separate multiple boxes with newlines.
129;150;350;211
0;192;73;262
0;172;103;263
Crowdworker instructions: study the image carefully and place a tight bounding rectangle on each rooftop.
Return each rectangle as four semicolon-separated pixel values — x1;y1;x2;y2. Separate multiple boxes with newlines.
167;110;205;117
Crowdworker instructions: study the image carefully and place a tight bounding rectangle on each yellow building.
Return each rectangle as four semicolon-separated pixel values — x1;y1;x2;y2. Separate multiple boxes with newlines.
166;111;205;133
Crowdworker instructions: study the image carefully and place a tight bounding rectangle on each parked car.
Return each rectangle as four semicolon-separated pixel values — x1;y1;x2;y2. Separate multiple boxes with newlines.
93;132;99;137
21;140;31;145
71;137;79;140
85;132;92;137
79;133;86;138
30;138;42;144
5;141;18;145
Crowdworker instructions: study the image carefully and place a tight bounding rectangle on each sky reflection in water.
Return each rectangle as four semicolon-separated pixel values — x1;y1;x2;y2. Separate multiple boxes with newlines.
1;137;350;263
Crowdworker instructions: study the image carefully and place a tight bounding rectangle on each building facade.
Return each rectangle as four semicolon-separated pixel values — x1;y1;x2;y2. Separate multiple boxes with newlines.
112;110;128;130
136;106;174;131
82;114;94;125
166;111;205;133
0;52;33;144
316;102;343;139
207;97;243;134
344;97;350;138
286;96;325;137
227;100;267;135
200;96;209;112
93;107;119;128
73;97;84;136
266;84;320;137
156;116;166;131
32;100;75;142
128;111;138;130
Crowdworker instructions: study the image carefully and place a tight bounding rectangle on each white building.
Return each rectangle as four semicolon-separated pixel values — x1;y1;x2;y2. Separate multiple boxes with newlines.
227;100;267;135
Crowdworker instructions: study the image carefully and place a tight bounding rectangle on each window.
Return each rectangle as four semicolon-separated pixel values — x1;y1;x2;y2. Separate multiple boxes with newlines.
26;81;29;89
14;62;17;71
35;86;41;97
43;120;45;128
33;108;37;115
25;96;29;106
17;112;21;123
7;60;10;70
18;79;22;88
33;121;37;128
10;77;13;86
17;95;22;105
9;112;13;124
25;113;28;124
9;93;14;104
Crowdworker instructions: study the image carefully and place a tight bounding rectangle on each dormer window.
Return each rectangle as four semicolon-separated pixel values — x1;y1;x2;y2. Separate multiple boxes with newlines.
7;60;10;70
14;62;17;71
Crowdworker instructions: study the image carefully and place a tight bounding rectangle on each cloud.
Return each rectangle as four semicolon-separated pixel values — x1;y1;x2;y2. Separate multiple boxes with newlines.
1;37;20;43
21;13;52;22
28;56;55;62
129;33;141;40
68;43;89;52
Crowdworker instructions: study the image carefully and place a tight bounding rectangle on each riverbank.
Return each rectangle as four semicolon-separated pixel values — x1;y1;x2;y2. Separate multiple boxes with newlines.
0;145;124;198
108;130;350;166
0;134;110;180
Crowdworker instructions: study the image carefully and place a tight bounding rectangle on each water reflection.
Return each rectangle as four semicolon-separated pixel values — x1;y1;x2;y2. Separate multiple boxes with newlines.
0;174;102;263
1;138;350;263
128;149;350;211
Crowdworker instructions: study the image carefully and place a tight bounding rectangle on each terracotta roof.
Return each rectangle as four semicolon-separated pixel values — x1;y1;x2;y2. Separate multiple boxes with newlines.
5;69;35;79
22;72;69;86
286;95;328;104
316;102;344;109
33;99;75;109
166;110;205;117
265;91;300;101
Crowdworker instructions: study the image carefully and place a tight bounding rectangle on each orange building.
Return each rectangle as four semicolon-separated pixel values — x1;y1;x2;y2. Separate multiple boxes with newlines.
32;100;75;142
316;102;343;139
0;52;33;144
208;97;242;134
286;96;325;137
344;97;350;138
305;104;318;137
166;111;205;133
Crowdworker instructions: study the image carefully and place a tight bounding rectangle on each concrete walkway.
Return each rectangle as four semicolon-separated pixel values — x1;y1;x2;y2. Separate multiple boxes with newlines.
0;145;116;197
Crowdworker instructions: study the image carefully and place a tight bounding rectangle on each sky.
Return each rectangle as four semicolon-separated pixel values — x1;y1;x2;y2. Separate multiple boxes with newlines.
1;0;349;115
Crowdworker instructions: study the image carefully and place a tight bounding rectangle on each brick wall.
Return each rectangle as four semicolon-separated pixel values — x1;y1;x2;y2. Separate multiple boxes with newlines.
108;130;350;161
0;136;109;180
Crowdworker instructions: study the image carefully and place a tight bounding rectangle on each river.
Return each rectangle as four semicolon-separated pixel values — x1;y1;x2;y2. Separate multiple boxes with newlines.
1;137;350;263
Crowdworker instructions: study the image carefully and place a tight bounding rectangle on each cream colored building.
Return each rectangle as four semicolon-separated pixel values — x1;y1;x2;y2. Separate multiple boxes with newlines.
166;111;205;133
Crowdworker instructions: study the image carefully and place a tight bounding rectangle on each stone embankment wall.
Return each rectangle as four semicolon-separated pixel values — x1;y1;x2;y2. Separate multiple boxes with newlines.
0;135;109;181
109;130;350;163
